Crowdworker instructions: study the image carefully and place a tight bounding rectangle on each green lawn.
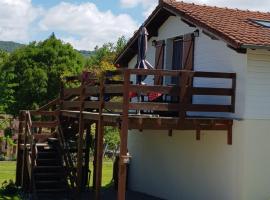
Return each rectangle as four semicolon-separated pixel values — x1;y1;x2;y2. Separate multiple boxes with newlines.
89;160;114;187
0;161;16;185
0;161;19;200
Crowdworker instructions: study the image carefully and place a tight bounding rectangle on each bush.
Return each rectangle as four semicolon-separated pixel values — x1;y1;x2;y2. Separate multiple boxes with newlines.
4;127;12;137
0;154;5;161
0;180;19;196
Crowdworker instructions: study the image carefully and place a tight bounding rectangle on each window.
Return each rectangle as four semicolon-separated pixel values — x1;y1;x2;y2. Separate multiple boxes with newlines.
252;19;270;28
172;38;183;70
171;38;183;84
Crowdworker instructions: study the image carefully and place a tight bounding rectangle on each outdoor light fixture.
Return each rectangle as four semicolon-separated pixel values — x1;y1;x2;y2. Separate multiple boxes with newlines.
194;29;200;37
152;40;157;46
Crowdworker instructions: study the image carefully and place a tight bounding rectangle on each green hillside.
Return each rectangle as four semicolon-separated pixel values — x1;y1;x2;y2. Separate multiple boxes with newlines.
0;41;24;52
78;50;94;57
0;41;93;57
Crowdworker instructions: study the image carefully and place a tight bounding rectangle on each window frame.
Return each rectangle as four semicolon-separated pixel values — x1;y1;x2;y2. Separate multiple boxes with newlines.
251;19;270;28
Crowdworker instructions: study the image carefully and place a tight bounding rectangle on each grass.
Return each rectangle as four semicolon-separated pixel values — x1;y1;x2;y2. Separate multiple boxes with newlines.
0;160;114;199
0;161;20;200
0;161;16;185
89;160;114;187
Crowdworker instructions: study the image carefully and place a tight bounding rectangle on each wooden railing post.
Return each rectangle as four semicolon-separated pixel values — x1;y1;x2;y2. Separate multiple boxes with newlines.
179;70;194;118
16;111;24;186
76;75;86;194
117;69;130;200
92;122;98;190
84;125;92;189
21;111;28;191
95;73;105;200
231;74;236;113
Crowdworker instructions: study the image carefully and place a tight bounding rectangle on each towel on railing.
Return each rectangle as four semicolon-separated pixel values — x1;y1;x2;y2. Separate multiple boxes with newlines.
128;91;162;101
129;92;137;98
148;92;163;101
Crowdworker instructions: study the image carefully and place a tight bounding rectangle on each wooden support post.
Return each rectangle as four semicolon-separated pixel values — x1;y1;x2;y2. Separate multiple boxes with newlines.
196;129;201;140
21;112;28;191
92;122;98;190
16;112;24;186
117;70;130;200
195;120;201;141
168;129;173;137
84;125;92;190
227;121;233;145
95;74;105;200
76;79;86;194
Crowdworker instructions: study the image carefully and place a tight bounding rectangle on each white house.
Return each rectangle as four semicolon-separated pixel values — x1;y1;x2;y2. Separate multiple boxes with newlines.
115;1;270;200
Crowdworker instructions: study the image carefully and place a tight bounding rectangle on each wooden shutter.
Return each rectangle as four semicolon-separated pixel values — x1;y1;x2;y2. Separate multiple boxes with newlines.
182;33;194;70
154;40;165;85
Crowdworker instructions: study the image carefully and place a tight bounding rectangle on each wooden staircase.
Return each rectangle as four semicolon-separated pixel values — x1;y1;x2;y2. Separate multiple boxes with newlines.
34;140;69;199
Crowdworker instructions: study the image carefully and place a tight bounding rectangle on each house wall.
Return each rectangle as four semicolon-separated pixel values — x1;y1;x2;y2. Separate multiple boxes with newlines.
245;49;270;119
128;120;270;200
126;15;270;200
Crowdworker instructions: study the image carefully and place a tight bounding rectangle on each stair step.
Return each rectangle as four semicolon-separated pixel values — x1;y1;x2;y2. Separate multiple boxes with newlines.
35;172;63;180
37;159;61;166
36;180;66;189
37;152;58;159
35;166;63;173
36;188;66;193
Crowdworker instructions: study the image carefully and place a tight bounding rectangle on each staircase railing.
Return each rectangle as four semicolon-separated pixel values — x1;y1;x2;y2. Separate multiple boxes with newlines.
21;110;37;197
56;116;77;190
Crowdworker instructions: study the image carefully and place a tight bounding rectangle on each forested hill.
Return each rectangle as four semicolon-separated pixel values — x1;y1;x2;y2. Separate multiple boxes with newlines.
0;41;24;52
0;40;93;57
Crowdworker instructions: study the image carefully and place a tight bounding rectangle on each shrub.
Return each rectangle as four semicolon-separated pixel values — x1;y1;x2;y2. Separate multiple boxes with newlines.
0;180;19;196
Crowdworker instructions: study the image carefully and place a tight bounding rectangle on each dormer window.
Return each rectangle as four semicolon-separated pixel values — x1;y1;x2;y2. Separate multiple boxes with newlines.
252;19;270;28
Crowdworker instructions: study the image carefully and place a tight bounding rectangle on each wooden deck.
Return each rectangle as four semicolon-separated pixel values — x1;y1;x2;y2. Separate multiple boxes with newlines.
16;68;236;200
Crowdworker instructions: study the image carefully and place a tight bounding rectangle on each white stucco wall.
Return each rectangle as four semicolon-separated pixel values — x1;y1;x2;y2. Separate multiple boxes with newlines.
245;49;270;119
128;120;270;200
126;14;270;200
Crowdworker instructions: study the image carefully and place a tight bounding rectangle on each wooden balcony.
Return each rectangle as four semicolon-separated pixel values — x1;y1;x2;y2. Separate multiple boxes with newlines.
60;68;236;144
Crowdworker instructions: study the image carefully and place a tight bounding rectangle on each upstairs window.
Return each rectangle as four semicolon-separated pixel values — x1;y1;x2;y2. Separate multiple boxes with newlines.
252;19;270;28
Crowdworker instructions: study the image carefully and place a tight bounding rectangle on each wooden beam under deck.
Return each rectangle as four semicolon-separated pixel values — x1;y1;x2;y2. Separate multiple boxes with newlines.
61;110;233;130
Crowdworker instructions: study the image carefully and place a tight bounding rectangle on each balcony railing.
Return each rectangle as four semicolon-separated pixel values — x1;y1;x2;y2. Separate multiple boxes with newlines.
61;68;236;118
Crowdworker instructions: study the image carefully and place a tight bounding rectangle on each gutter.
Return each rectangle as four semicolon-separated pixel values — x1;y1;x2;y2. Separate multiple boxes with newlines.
241;44;270;50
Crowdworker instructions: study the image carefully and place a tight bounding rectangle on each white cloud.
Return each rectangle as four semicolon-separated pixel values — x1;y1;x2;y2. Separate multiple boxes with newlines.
120;0;156;8
39;2;138;50
0;0;40;41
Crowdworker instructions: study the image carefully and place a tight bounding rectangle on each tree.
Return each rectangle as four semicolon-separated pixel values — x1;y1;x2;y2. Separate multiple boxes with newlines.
85;36;127;74
3;34;84;115
0;50;14;113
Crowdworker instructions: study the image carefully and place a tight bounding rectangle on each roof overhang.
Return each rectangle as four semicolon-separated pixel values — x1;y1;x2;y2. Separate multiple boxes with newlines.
115;5;175;67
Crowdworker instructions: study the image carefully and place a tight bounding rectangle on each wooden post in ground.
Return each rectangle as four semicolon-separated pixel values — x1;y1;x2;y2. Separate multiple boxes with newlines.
94;74;105;200
16;112;24;186
76;76;86;194
84;124;92;189
21;111;28;191
117;70;130;200
93;122;98;190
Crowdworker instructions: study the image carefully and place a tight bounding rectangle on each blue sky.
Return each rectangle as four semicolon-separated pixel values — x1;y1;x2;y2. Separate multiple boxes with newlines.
0;0;269;50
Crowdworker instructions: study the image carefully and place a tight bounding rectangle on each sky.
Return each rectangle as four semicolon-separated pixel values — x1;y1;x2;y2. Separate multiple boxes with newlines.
0;0;270;50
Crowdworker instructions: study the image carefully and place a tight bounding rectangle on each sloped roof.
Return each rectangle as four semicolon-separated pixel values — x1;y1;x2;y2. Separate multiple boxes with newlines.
115;0;270;66
164;0;270;48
